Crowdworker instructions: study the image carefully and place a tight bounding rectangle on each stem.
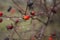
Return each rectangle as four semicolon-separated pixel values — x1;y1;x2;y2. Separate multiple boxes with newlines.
33;0;56;39
24;1;28;15
14;28;22;40
44;0;48;13
12;0;25;15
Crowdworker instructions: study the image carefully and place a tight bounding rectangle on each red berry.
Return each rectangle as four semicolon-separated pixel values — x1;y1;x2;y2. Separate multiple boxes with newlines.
23;15;30;20
0;18;3;23
7;25;13;30
10;8;15;14
31;11;35;15
48;36;53;40
15;19;19;24
51;32;56;37
31;36;35;40
0;11;3;17
51;9;56;13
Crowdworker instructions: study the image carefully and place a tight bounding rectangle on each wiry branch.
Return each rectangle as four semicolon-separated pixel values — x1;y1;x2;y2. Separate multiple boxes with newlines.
12;0;26;15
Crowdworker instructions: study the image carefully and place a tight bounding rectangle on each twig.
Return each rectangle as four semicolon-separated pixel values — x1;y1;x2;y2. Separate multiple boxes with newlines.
24;0;29;15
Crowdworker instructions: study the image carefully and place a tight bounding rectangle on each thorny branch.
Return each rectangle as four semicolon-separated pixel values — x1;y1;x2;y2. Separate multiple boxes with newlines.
32;0;59;40
12;0;25;15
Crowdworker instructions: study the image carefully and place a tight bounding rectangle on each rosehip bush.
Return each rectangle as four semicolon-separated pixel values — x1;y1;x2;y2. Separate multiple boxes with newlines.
0;0;60;40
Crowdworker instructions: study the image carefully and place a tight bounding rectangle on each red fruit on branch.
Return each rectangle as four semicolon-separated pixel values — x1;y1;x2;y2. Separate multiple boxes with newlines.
51;9;56;13
51;32;56;37
0;11;3;17
23;15;30;20
0;18;3;23
31;36;35;40
30;11;35;16
15;19;19;24
7;25;13;30
10;8;16;14
7;6;15;14
48;36;53;40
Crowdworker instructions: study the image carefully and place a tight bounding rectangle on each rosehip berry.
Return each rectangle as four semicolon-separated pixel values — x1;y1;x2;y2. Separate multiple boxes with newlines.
10;8;15;14
0;18;3;23
51;33;56;37
15;19;19;24
48;36;53;40
0;11;3;17
23;15;30;20
7;25;13;30
51;9;56;13
31;36;35;40
30;11;35;15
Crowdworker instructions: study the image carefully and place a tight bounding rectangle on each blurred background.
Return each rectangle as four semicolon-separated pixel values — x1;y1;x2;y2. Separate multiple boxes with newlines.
0;0;60;40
